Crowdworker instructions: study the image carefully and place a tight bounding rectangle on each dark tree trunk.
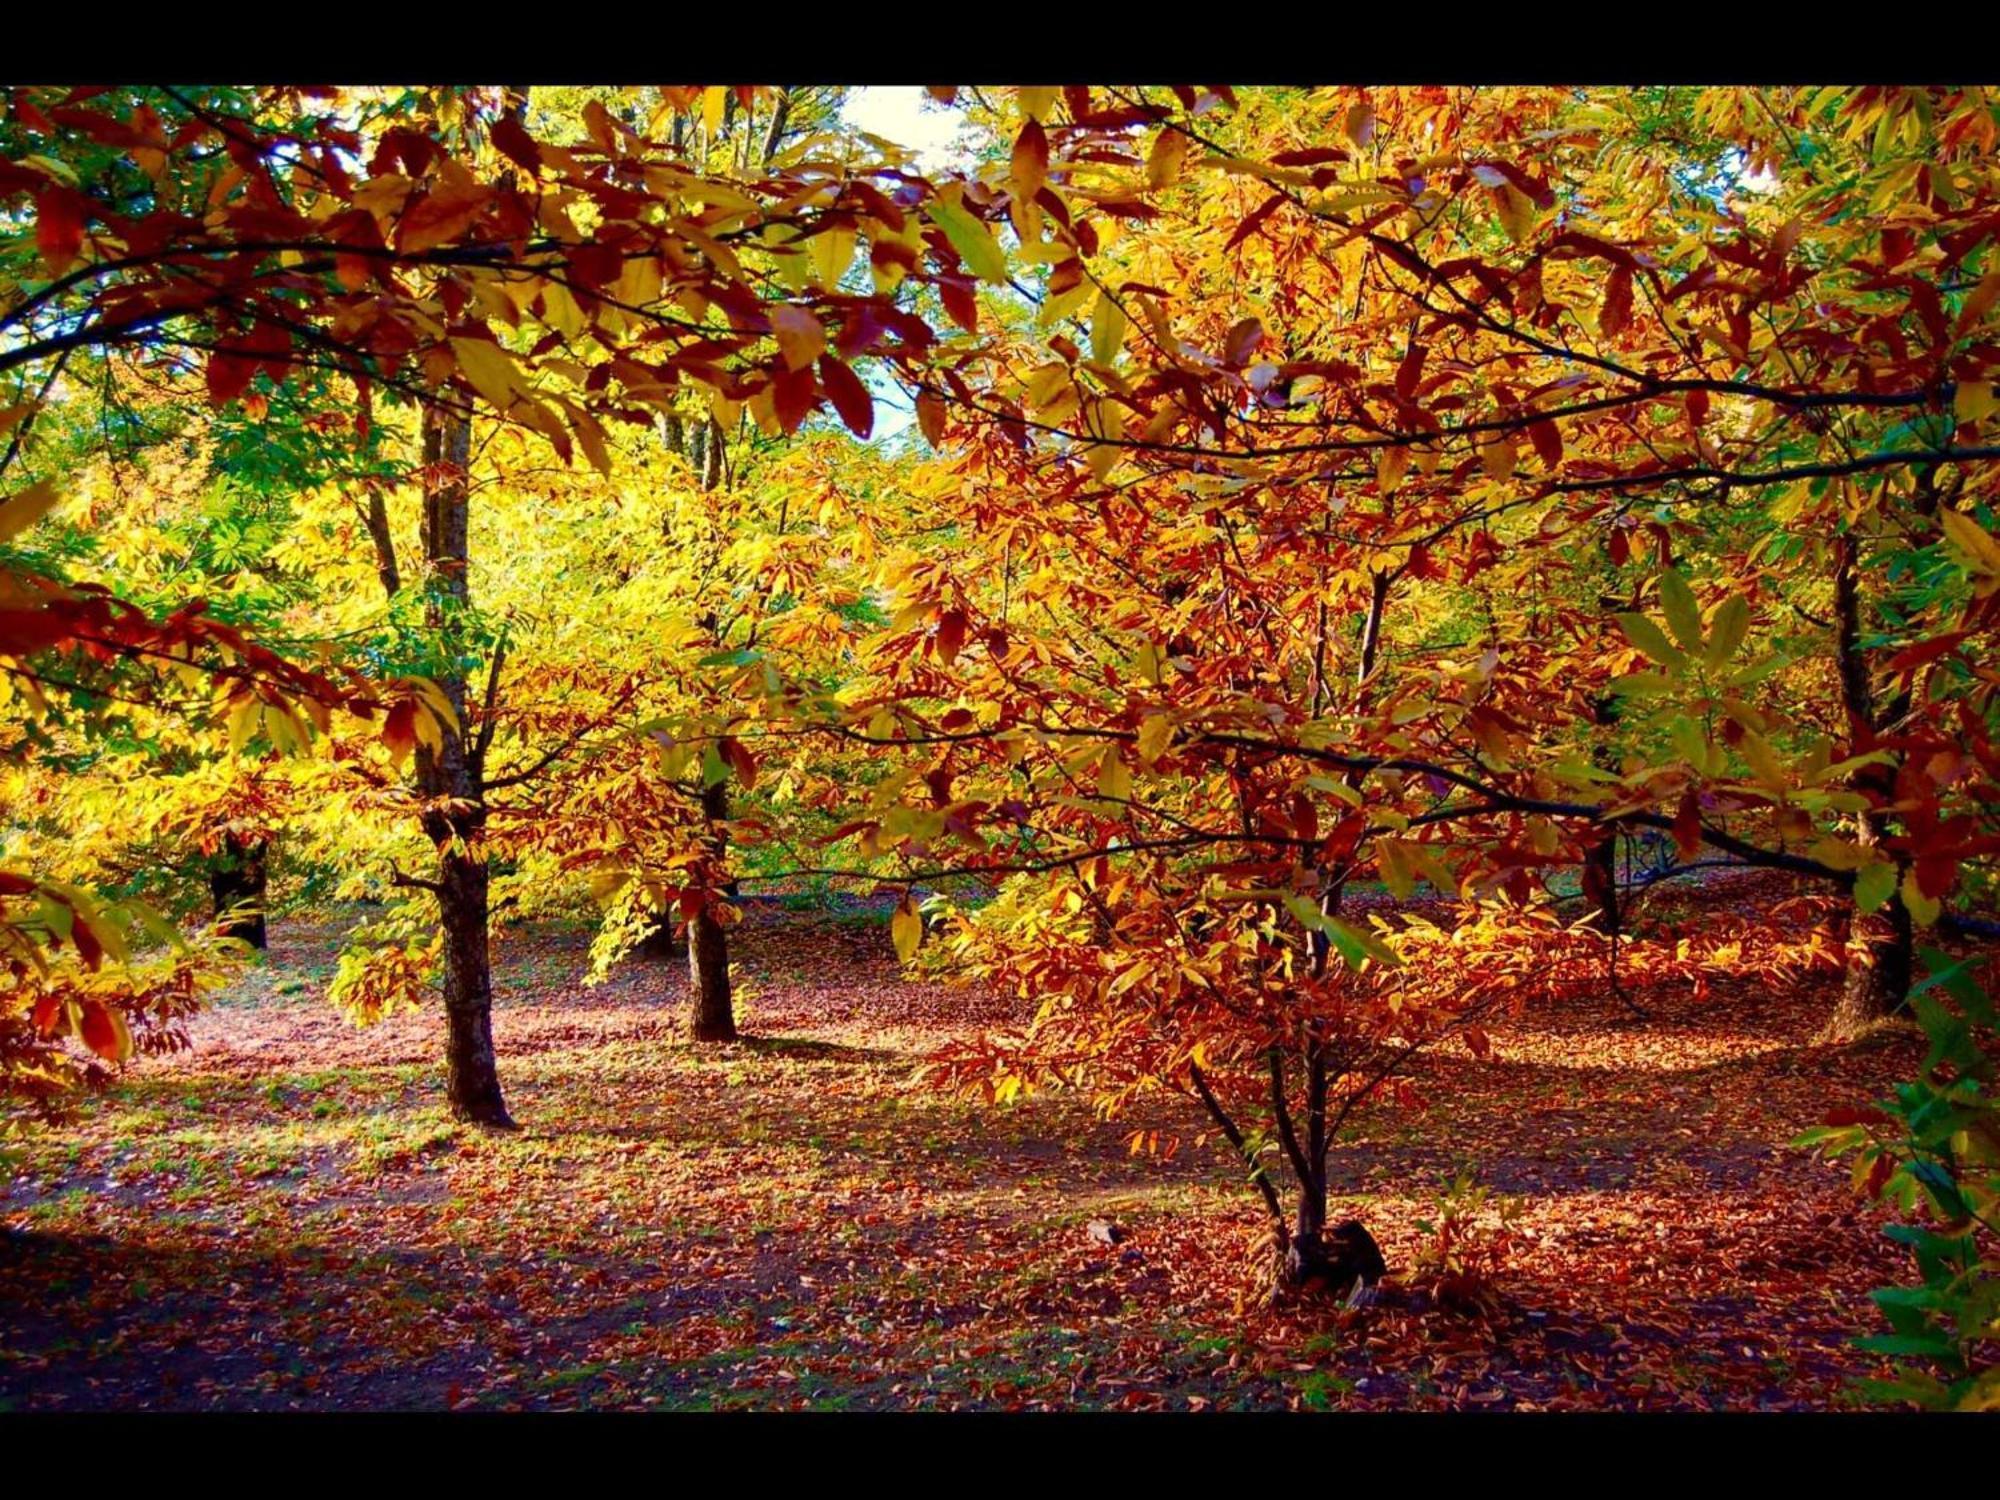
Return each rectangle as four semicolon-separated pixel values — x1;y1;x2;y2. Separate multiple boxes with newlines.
1579;692;1622;936
637;919;684;961
1825;532;1912;1035
414;402;514;1128
687;779;736;1042
1579;836;1620;936
1826;894;1916;1040
436;847;509;1123
209;832;268;949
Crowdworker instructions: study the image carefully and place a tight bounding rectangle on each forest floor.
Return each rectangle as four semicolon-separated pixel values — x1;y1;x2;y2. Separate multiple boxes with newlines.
0;881;1933;1410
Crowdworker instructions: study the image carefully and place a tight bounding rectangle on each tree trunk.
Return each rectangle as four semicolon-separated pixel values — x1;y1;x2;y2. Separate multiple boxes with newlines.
1826;894;1916;1040
436;844;510;1123
686;779;736;1042
1826;530;1912;1034
209;832;268;949
1579;693;1622;936
636;918;683;961
414;401;514;1127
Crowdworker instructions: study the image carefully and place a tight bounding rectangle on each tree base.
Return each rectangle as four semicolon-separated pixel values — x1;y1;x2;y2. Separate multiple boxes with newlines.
448;1097;519;1131
1277;1219;1387;1301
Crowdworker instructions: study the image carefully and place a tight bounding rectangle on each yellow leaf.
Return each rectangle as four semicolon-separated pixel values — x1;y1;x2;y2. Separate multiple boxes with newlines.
539;279;588;340
1954;379;1998;425
891;897;922;964
1377;446;1409;492
1940;507;2000;576
1901;865;1940;927
449;336;525;415
1147;129;1188;189
1096;744;1132;802
1488;183;1537;245
0;479;60;543
810;228;857;290
702;86;727;139
1090;293;1127;367
1018;88;1057;123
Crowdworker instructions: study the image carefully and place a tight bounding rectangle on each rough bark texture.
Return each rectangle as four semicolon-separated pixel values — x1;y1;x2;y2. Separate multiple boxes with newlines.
209;832;267;949
686;778;736;1042
416;403;513;1127
1828;895;1916;1040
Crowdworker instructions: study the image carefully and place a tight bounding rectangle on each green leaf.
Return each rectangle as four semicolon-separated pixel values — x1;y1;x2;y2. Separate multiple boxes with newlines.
1660;570;1703;653
1854;860;1898;915
1704;595;1750;667
1615;613;1684;669
925;198;1010;285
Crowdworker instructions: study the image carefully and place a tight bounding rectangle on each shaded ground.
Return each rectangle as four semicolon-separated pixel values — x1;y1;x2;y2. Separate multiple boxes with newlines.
0;892;1931;1410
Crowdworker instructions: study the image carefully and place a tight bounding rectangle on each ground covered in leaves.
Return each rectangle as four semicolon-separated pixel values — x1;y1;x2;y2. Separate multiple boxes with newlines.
0;889;1930;1410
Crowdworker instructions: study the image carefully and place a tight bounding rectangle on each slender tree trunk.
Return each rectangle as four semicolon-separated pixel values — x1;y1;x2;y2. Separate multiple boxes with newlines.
1579;694;1622;936
1277;568;1393;1289
1825;530;1912;1036
686;778;736;1042
414;402;513;1127
1285;1042;1330;1281
209;831;268;949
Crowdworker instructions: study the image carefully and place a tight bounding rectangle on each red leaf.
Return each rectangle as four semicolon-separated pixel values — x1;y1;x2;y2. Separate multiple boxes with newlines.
939;279;979;335
1395;342;1427;401
1224;193;1284;253
490;116;542;175
382;699;419;761
207;350;258;405
35;186;86;275
79;1001;122;1061
1672;788;1702;863
1886;631;1969;674
935;609;967;667
1600;265;1634;339
720;736;759;791
771;364;818;435
1223;317;1265;368
818;355;874;440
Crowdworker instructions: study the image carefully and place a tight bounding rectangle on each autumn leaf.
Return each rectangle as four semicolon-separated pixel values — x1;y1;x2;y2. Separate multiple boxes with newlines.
891;896;922;964
925;198;1010;285
770;305;828;373
1147;129;1189;189
818;356;875;439
0;480;61;544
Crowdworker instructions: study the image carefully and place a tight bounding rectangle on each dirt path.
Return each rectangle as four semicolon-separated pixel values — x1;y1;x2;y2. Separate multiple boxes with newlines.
0;903;1924;1410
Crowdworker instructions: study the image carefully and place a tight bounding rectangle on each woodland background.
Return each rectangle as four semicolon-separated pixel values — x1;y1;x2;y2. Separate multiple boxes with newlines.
0;82;1996;1410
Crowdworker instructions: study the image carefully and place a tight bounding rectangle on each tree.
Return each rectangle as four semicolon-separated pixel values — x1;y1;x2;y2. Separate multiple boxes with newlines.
745;84;2000;1289
1;81;983;1118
